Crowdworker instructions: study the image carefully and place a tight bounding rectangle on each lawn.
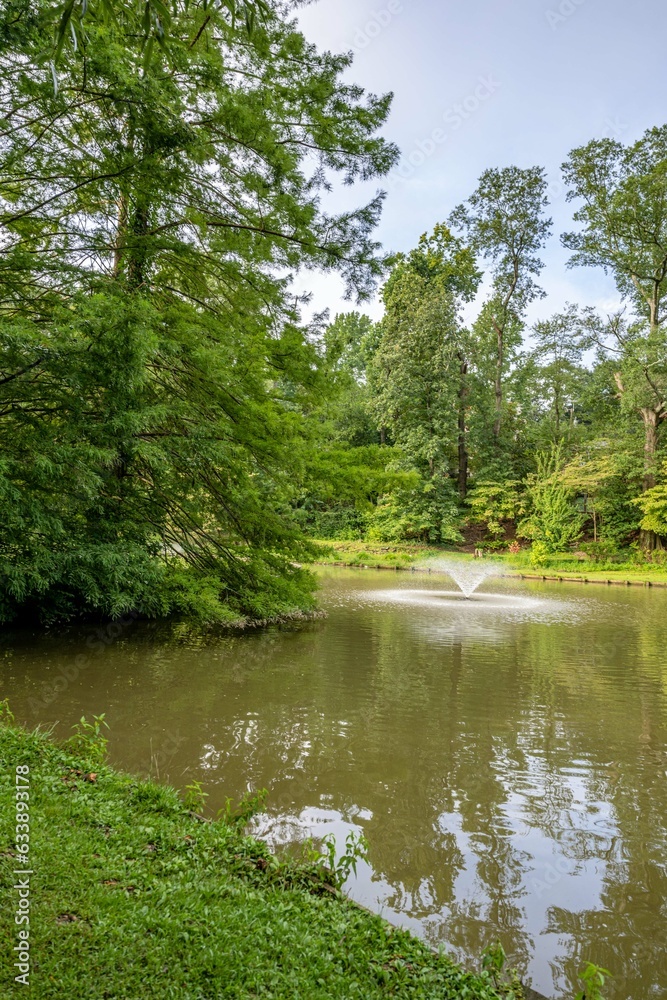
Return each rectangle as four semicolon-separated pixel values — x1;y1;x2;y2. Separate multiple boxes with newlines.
0;719;516;999
312;540;667;588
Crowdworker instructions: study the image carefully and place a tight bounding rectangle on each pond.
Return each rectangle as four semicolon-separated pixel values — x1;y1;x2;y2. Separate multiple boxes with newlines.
2;567;667;999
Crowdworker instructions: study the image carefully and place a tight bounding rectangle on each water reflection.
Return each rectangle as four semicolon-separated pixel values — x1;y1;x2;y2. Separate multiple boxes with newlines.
1;569;667;999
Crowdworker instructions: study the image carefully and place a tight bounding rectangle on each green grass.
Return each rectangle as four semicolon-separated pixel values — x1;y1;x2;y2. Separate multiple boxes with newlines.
312;540;667;587
313;539;447;569
496;551;667;586
0;722;514;999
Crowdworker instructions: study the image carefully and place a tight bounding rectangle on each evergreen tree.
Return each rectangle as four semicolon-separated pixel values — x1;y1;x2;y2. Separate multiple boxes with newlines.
0;0;397;622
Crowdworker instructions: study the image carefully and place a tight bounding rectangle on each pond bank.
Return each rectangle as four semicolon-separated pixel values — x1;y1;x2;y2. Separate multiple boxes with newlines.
0;723;529;999
313;540;667;589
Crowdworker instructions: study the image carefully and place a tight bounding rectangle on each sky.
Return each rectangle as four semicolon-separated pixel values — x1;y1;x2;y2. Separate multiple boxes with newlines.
294;0;667;328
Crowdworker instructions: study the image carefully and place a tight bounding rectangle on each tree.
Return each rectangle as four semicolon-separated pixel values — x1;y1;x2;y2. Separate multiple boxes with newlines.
47;0;271;70
324;312;375;385
518;447;586;561
368;225;480;497
369;270;462;479
562;126;667;542
584;312;667;547
635;462;667;542
0;0;397;622
450;166;552;442
528;304;594;444
465;295;525;475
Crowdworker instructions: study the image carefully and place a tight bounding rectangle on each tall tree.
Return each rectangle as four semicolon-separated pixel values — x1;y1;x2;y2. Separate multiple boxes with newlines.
369;269;462;480
528;304;594;444
450;166;552;442
562;126;667;519
0;0;397;622
369;225;480;497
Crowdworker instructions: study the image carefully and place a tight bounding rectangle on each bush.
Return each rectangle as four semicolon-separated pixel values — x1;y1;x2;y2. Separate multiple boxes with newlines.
579;540;619;563
518;448;585;554
634;469;667;540
529;541;550;569
366;479;463;544
467;480;523;540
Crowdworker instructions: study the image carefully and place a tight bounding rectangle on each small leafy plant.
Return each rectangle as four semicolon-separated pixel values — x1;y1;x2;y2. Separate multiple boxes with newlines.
322;831;369;888
575;963;611;1000
480;941;525;999
67;714;109;764
183;779;209;813
0;698;15;723
219;788;268;828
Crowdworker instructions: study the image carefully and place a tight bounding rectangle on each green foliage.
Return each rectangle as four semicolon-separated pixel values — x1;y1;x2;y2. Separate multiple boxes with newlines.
575;963;611;1000
634;465;667;537
393;223;482;302
369;268;463;476
480;941;525;999
579;540;619;563
220;789;269;829
66;714;110;765
367;478;463;544
467;480;523;539
563;126;667;328
527;304;595;444
294;445;410;540
527;540;550;569
519;448;586;554
321;831;370;889
0;0;396;624
183;779;209;813
0;698;15;724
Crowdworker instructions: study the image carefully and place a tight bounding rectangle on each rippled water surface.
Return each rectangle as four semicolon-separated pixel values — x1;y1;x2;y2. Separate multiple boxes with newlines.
2;568;667;999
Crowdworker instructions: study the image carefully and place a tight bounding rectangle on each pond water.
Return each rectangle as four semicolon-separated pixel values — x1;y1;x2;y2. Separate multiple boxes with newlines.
2;567;667;999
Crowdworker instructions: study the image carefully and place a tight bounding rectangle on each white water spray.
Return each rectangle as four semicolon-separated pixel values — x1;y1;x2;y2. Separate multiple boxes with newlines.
424;558;499;598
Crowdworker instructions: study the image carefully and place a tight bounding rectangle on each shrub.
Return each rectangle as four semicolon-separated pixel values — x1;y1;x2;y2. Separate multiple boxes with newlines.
467;480;523;540
579;540;619;563
366;479;463;544
518;448;586;554
634;467;667;540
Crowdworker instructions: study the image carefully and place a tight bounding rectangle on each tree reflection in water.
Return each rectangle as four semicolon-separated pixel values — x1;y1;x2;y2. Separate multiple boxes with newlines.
2;569;667;999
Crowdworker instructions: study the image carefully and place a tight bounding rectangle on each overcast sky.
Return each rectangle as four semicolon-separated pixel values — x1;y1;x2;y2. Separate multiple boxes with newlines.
295;0;667;328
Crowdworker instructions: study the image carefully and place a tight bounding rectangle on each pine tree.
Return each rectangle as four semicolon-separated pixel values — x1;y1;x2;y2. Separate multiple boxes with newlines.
0;0;397;622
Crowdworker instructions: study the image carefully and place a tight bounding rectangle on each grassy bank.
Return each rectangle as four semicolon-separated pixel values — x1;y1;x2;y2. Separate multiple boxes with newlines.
497;551;667;587
0;721;518;999
313;540;667;587
314;539;446;569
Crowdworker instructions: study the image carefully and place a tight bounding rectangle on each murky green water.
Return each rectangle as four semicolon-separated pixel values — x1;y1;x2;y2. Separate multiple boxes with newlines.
2;568;667;999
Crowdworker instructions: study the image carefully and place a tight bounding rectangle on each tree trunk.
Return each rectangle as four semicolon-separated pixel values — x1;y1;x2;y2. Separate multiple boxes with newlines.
640;407;665;550
128;202;150;290
493;324;503;440
641;407;660;492
457;353;468;500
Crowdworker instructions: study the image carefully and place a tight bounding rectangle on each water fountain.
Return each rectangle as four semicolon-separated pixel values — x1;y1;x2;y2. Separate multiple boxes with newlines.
424;557;498;598
365;556;561;619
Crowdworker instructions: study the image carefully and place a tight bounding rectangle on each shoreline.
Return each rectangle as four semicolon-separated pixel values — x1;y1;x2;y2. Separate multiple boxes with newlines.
317;559;667;589
0;722;537;999
312;541;667;590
